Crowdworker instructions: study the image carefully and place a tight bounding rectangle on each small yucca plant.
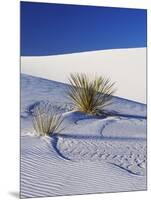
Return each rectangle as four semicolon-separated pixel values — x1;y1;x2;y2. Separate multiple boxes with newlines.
67;73;115;115
32;102;64;136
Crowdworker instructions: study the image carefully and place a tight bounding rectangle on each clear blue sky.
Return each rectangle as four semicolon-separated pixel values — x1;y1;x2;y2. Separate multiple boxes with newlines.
21;2;147;56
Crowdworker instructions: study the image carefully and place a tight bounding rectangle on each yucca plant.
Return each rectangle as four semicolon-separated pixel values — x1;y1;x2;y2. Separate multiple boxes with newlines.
67;73;115;115
32;102;64;136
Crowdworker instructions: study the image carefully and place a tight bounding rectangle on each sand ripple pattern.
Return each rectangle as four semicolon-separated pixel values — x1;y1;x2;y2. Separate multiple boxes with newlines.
57;137;146;176
21;135;146;198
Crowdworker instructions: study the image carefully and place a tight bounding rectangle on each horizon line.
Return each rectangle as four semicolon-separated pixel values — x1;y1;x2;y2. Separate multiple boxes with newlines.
21;46;146;57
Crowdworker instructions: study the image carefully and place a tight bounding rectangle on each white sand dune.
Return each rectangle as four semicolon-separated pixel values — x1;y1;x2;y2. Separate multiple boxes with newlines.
20;74;146;198
21;48;146;103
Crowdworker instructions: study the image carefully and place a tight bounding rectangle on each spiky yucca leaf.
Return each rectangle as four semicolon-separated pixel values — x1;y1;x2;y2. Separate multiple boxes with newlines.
67;73;115;115
32;102;64;136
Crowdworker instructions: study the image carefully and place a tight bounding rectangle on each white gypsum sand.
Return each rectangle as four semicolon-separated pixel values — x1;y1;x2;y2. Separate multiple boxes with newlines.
21;48;146;103
20;74;146;198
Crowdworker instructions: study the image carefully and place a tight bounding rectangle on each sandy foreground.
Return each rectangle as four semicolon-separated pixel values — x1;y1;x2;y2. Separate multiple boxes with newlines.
20;74;146;198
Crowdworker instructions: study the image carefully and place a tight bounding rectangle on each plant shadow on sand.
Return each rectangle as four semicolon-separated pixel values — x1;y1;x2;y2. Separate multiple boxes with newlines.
51;135;71;160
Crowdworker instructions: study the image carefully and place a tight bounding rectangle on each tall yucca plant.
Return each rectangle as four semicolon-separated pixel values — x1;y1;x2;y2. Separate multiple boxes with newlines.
32;102;64;136
67;73;115;115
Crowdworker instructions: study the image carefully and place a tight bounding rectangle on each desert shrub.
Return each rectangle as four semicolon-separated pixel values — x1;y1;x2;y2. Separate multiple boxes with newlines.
32;102;64;136
67;73;115;115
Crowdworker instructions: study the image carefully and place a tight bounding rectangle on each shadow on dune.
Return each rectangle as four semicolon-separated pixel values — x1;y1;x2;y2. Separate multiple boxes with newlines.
51;135;71;160
101;110;146;120
57;133;146;141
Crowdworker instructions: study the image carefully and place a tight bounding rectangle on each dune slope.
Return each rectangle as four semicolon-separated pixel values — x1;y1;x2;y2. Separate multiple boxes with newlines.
20;74;146;198
21;48;146;103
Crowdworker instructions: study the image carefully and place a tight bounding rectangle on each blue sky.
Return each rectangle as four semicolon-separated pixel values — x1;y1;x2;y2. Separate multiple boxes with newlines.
21;2;147;56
